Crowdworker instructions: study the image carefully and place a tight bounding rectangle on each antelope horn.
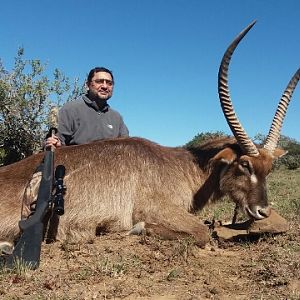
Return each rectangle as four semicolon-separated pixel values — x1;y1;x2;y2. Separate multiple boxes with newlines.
263;68;300;153
218;21;259;157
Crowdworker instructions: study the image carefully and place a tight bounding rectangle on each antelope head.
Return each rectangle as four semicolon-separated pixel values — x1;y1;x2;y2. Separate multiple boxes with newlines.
217;21;300;220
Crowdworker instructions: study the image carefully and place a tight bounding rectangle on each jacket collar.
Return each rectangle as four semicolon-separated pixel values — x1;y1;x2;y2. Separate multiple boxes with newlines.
83;94;109;112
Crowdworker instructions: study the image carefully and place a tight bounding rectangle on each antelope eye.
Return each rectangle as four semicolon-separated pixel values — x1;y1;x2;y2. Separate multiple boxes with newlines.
239;160;252;175
241;161;249;168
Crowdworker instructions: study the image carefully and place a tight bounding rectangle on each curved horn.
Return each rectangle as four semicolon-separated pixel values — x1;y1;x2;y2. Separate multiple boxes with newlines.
264;68;300;152
218;21;260;157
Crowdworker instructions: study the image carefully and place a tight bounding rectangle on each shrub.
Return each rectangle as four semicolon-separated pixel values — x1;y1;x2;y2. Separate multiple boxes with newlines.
0;48;83;165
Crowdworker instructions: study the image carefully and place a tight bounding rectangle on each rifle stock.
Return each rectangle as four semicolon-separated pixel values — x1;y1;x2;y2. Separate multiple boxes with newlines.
5;148;54;269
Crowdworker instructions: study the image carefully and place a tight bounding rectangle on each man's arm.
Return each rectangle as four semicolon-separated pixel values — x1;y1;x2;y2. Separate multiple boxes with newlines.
45;105;74;147
119;116;129;137
56;105;75;146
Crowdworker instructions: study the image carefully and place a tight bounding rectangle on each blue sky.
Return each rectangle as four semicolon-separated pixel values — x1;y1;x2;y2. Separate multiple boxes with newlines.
1;0;299;146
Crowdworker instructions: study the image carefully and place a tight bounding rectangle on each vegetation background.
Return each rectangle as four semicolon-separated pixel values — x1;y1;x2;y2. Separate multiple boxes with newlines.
0;49;83;165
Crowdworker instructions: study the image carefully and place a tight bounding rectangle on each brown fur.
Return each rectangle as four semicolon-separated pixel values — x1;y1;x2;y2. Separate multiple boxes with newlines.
0;136;283;247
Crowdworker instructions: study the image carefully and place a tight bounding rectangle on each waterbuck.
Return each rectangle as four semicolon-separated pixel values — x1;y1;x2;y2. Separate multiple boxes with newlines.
0;21;299;251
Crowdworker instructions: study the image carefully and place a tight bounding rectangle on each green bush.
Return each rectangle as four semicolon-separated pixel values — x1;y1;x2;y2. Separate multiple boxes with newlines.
185;131;230;148
0;48;83;165
281;155;300;170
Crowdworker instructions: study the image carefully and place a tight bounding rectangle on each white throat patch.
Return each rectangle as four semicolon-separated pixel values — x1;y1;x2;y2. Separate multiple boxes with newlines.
250;174;258;184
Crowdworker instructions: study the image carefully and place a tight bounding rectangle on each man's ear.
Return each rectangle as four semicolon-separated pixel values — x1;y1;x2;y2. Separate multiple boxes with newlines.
272;148;288;159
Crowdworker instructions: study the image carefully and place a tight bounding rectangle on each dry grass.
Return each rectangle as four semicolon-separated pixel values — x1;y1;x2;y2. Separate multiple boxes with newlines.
0;168;299;299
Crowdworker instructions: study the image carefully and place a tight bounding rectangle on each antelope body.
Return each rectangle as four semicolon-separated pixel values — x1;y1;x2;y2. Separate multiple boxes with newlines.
0;22;299;250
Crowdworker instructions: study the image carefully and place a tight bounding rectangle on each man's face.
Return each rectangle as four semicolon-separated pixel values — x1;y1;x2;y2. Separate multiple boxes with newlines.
87;71;114;101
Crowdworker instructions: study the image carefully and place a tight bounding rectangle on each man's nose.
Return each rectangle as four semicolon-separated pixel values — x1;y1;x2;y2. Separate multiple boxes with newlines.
100;82;108;88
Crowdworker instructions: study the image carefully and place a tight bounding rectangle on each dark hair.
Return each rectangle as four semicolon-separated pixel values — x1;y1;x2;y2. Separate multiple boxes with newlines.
87;67;114;84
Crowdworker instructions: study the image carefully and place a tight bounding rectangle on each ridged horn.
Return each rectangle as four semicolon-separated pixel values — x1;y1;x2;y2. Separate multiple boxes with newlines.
218;21;259;157
263;68;300;153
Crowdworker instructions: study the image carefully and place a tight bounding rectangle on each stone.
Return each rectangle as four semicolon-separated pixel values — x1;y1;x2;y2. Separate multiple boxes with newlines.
248;209;289;234
212;209;289;241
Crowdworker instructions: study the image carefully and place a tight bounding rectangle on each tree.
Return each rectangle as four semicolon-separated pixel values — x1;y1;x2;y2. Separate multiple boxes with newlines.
254;133;300;170
185;131;230;148
0;48;83;165
186;131;300;170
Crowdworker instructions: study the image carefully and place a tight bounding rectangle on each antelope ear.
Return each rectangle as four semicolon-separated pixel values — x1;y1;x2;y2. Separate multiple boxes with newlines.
211;147;237;165
272;148;288;159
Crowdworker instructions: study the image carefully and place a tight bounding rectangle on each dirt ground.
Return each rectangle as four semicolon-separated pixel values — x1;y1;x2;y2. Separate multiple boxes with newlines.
1;217;300;300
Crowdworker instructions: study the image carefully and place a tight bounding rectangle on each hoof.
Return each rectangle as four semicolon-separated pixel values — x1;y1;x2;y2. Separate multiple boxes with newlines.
127;221;146;235
0;242;14;255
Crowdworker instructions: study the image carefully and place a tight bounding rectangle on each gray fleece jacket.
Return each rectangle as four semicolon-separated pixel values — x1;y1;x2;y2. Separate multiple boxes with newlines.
57;95;129;145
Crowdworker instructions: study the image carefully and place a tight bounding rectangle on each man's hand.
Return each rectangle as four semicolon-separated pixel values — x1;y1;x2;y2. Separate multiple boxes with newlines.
45;135;62;149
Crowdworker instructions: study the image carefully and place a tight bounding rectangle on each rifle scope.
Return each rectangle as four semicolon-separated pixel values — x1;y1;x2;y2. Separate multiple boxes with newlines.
53;165;66;215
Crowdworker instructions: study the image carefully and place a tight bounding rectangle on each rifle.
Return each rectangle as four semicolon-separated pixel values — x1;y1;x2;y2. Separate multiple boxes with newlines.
4;111;66;270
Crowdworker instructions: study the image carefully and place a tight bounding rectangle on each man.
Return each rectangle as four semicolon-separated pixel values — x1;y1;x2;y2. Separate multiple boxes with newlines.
23;67;129;219
46;66;129;148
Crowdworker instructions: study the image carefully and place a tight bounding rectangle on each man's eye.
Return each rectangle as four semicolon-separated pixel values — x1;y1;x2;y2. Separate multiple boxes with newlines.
93;79;113;86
